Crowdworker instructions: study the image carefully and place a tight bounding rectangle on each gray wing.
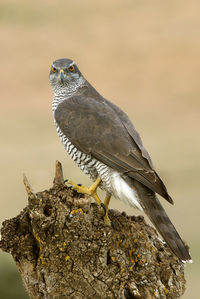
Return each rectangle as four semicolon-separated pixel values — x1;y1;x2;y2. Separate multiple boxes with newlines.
55;95;173;204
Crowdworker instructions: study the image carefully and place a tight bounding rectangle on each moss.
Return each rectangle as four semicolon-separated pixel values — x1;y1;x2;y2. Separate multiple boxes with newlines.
65;256;70;262
70;208;84;215
0;162;187;298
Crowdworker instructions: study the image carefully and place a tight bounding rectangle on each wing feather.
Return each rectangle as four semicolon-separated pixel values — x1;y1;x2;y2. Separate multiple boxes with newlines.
55;95;173;203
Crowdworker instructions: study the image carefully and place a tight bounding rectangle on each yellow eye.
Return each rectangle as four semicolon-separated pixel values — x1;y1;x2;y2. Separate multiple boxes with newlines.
52;66;57;73
69;65;75;72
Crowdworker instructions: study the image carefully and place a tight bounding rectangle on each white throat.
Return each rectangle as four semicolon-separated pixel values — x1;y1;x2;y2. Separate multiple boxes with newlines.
52;76;85;113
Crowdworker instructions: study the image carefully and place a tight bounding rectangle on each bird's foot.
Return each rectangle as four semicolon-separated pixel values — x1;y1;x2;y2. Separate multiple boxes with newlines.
66;177;103;206
66;177;101;203
66;178;111;225
99;203;110;225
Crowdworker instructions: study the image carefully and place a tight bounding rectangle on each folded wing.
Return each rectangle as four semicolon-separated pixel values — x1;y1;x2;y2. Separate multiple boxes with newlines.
55;95;173;204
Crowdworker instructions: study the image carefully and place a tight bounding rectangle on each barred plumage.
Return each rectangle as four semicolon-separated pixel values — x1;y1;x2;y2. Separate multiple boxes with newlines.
49;58;192;263
54;118;113;192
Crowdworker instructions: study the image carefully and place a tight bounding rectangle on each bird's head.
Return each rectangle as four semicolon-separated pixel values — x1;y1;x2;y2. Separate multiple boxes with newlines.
49;58;84;94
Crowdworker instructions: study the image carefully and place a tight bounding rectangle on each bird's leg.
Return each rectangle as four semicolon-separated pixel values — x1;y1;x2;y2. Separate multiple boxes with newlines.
67;177;102;206
103;193;111;225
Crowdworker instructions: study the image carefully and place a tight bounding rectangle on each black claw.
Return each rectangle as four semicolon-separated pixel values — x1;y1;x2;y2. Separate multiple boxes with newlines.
77;183;82;186
111;221;117;230
100;203;106;216
64;179;68;183
77;193;82;199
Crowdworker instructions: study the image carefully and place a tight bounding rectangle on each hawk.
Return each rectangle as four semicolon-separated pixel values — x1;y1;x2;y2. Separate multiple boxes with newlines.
49;58;191;263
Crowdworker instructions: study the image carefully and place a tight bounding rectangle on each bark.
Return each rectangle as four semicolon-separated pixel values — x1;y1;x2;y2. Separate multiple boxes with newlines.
0;161;186;299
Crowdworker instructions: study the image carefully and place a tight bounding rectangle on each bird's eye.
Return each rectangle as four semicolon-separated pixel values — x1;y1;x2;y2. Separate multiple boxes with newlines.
52;67;57;73
69;65;75;72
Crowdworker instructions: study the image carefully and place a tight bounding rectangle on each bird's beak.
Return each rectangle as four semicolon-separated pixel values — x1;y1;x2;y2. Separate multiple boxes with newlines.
59;70;65;83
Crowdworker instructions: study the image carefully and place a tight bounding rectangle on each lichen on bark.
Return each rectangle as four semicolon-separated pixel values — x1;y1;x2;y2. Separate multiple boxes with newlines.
0;161;186;298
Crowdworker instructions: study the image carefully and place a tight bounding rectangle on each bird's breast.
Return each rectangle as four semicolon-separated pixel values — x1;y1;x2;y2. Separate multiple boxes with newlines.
55;123;112;189
55;122;142;210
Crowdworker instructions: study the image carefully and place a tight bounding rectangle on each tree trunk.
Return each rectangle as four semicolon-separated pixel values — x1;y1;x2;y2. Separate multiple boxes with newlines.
0;161;187;298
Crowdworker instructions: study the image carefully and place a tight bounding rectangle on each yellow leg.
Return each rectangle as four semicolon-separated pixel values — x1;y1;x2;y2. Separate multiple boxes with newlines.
67;177;102;206
103;193;111;225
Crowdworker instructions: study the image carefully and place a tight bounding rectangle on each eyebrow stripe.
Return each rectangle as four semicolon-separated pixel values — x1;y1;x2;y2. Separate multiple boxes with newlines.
68;61;75;67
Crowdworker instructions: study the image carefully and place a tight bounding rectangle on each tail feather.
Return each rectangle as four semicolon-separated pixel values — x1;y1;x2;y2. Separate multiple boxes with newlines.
133;180;192;263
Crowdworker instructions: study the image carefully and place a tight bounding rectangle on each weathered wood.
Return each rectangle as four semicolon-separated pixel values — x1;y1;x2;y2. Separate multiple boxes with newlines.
0;162;187;298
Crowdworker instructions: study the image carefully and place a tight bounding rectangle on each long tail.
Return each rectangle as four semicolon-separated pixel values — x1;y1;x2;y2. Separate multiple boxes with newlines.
133;180;192;263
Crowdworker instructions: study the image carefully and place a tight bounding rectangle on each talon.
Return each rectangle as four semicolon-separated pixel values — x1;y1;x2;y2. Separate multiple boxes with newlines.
64;177;112;225
67;179;81;192
77;193;82;199
111;221;116;230
100;203;106;216
65;178;102;206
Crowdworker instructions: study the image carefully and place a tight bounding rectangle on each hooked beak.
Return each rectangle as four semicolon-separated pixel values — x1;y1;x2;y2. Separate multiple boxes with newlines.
59;70;65;83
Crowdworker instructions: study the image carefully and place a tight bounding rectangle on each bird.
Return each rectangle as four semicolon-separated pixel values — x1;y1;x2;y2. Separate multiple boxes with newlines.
49;58;192;263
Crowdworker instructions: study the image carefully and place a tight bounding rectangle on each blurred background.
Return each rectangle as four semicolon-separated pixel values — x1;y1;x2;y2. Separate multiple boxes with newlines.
0;0;199;298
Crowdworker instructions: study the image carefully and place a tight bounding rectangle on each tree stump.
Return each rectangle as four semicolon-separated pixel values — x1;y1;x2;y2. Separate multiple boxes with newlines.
0;161;187;298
